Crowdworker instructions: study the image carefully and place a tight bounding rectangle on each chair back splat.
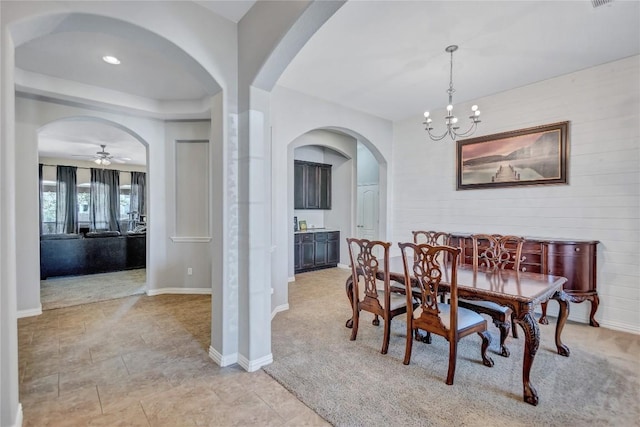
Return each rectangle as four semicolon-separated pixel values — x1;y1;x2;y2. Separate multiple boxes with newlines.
459;234;526;357
472;234;524;271
412;230;451;246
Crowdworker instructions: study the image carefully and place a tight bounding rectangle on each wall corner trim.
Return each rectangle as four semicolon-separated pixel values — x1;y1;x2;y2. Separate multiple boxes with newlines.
238;353;273;372
271;303;289;319
209;346;238;367
11;403;23;427
17;305;43;318
146;287;211;296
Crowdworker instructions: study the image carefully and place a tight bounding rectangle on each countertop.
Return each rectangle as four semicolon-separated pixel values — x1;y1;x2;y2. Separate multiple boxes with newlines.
294;228;339;234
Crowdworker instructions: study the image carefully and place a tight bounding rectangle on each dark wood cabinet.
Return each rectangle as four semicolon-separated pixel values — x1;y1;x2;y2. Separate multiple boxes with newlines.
294;230;340;273
294;160;331;210
450;233;600;326
327;231;340;264
314;232;328;265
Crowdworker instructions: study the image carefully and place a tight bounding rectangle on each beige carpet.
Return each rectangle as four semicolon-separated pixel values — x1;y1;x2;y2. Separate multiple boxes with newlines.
266;268;640;427
40;269;146;310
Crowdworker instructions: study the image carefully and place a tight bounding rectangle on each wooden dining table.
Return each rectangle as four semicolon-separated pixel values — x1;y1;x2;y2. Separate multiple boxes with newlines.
344;256;571;406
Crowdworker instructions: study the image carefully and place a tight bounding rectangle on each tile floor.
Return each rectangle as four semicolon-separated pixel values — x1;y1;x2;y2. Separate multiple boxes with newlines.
18;294;328;426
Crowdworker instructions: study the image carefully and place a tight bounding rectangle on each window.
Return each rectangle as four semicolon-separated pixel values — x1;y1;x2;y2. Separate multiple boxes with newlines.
120;186;131;221
40;166;145;234
41;180;57;234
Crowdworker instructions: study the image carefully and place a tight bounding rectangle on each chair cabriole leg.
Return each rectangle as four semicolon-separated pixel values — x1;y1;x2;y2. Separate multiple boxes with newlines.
479;331;494;367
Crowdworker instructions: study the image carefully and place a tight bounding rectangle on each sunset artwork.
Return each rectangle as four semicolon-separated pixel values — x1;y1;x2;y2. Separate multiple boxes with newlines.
456;122;568;190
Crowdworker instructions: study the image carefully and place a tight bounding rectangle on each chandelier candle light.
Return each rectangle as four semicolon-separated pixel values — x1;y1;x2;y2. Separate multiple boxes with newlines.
423;45;481;141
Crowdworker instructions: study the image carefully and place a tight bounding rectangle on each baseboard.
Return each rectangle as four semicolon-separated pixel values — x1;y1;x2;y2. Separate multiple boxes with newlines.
17;305;42;318
146;287;212;296
208;346;238;367
12;403;23;427
598;319;640;335
271;303;289;319
288;276;295;282
531;310;639;335
337;263;349;269
237;352;273;372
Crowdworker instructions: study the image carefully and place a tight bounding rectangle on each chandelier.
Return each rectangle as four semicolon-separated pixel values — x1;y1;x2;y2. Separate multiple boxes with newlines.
423;45;481;141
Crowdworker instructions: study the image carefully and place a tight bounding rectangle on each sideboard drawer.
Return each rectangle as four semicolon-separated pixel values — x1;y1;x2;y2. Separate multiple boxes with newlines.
547;242;594;256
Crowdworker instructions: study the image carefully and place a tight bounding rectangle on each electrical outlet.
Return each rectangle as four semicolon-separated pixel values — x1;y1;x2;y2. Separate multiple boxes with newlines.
187;267;193;275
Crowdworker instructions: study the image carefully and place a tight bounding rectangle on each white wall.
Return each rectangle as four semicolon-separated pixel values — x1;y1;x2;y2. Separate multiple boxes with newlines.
392;56;640;333
270;86;393;315
159;120;212;293
357;142;379;186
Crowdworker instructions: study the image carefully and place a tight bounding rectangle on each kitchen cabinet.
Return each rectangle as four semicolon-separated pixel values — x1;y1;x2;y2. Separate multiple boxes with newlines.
294;230;340;273
294;160;332;210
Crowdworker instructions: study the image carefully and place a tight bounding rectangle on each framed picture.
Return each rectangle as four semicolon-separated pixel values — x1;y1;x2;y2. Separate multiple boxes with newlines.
298;220;307;231
457;121;569;190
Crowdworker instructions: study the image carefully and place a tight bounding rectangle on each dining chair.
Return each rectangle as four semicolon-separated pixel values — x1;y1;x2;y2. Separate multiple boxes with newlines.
346;237;409;354
399;242;494;385
458;234;525;357
412;230;451;246
411;230;452;342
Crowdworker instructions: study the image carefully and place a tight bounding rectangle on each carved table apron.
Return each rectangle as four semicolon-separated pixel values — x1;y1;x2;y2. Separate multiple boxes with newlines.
345;258;570;406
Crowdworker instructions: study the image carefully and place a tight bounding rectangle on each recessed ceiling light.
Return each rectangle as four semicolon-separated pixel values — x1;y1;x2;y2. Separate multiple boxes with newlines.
102;55;121;65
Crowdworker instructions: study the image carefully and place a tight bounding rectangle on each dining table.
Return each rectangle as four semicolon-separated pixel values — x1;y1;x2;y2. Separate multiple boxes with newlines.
344;256;571;406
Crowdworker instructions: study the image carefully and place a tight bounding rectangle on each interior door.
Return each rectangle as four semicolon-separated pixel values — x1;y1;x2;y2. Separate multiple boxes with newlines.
357;184;379;241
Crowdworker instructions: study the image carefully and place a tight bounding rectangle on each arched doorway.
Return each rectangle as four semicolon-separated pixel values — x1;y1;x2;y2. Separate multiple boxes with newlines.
37;116;148;309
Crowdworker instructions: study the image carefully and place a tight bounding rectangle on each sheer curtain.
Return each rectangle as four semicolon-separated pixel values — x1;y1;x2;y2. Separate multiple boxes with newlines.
90;168;121;232
130;171;146;219
55;165;78;234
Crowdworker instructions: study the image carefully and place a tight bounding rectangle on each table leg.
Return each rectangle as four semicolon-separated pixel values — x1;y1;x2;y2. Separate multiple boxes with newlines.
538;301;549;325
345;275;354;328
552;291;571;357
515;312;540;406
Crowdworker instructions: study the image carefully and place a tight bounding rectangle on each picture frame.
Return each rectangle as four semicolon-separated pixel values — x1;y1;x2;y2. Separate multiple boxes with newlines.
298;220;307;231
457;121;569;190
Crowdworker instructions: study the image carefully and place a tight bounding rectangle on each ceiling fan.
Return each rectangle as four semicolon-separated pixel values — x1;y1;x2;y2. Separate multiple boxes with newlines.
72;144;130;165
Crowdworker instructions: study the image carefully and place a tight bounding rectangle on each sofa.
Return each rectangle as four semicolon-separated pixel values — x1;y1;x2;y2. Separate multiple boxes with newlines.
40;231;146;279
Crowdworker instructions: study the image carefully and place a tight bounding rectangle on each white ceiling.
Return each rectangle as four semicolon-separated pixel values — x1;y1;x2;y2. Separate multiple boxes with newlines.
15;0;640;165
277;0;640;121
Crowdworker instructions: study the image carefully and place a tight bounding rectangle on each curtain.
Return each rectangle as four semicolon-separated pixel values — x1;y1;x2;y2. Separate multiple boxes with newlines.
55;165;78;234
39;164;44;235
130;171;146;219
90;168;121;232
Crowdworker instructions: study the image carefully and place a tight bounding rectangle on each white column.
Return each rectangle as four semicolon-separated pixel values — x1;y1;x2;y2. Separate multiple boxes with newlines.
0;26;23;427
209;92;242;366
235;87;272;370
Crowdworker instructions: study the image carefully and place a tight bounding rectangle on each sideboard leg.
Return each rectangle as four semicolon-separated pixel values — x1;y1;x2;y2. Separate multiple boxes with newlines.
589;294;600;327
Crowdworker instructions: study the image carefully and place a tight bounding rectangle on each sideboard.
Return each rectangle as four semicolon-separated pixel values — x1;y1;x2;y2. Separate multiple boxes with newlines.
449;233;600;327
